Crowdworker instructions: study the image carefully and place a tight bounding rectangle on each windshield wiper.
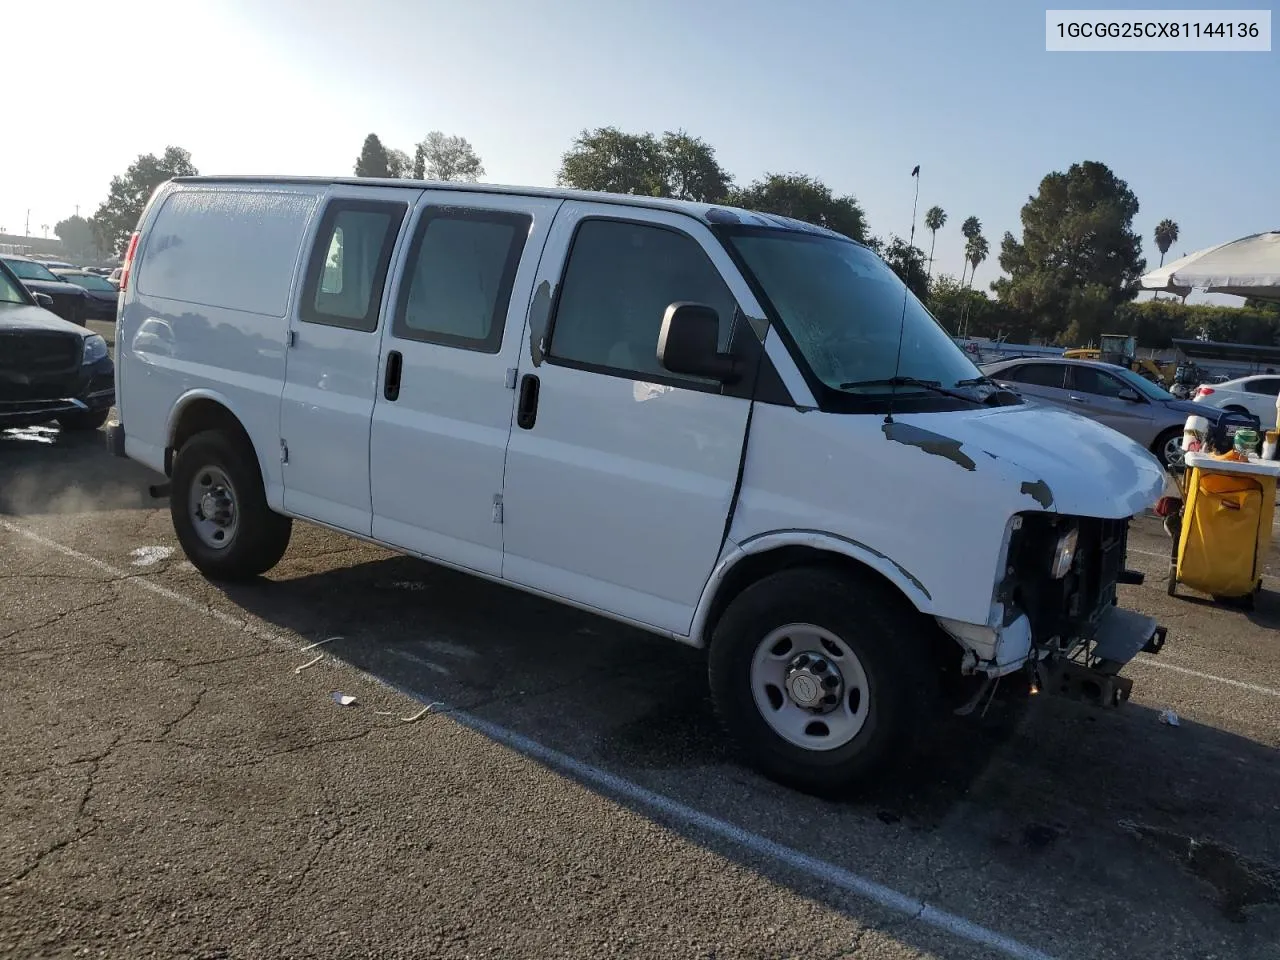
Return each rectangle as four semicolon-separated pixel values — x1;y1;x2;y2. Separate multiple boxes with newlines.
838;376;981;403
954;375;992;387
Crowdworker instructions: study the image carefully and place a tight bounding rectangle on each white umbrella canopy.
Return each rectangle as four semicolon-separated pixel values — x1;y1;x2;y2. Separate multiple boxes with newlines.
1141;231;1280;301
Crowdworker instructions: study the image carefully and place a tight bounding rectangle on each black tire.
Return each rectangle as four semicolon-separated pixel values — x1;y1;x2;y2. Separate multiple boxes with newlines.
1152;427;1184;470
170;429;291;581
708;567;938;794
56;408;110;431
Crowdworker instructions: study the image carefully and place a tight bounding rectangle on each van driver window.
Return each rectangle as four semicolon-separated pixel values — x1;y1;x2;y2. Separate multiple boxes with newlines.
392;209;530;353
547;219;736;381
302;200;406;332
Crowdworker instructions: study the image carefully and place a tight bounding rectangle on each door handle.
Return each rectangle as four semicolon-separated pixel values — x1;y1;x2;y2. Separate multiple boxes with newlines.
384;350;403;401
516;373;540;430
1068;395;1086;402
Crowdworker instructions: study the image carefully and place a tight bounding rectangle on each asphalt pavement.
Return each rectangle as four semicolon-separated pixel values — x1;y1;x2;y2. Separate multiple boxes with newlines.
2;341;1278;959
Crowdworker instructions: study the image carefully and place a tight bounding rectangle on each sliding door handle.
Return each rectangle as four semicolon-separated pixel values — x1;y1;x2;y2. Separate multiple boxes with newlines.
516;373;540;430
384;350;403;401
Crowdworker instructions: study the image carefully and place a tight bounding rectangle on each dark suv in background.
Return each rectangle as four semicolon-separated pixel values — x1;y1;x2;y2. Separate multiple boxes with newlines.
0;259;114;432
0;254;90;326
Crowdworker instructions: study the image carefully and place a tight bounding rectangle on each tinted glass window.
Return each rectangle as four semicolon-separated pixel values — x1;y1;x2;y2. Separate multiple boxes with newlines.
2;258;58;282
548;219;736;381
60;273;116;292
1245;377;1280;395
302;200;407;332
0;264;29;304
1070;366;1126;397
1005;363;1066;388
392;209;530;353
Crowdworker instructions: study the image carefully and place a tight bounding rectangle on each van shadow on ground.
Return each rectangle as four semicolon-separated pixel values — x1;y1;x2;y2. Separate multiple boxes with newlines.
214;551;1280;953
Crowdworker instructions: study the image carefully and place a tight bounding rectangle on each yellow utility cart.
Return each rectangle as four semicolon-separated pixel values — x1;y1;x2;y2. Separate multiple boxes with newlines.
1167;452;1280;608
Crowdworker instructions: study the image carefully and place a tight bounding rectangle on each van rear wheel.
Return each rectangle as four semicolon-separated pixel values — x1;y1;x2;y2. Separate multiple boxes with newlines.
708;567;937;793
170;429;291;581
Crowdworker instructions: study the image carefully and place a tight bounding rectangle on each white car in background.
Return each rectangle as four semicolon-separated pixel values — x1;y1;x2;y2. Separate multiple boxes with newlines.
1192;373;1280;429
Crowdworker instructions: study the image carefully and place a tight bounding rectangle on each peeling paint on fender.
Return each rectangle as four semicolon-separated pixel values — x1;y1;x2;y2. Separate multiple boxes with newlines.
527;280;552;366
1020;479;1054;509
882;421;976;471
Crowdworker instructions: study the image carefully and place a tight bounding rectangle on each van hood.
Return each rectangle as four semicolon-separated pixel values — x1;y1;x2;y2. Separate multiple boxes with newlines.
888;403;1166;518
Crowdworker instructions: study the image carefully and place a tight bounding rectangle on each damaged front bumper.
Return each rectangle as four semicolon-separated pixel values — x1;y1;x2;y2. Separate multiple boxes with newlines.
937;598;1168;710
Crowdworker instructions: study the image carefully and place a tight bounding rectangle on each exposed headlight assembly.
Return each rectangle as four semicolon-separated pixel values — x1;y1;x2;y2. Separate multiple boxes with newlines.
81;334;108;365
1050;525;1079;579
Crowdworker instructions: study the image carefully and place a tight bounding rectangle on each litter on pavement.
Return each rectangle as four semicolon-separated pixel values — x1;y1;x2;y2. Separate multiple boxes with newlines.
1159;708;1181;726
332;692;357;706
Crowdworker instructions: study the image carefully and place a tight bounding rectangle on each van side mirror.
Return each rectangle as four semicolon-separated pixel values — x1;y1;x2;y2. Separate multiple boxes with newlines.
657;302;739;383
33;292;54;309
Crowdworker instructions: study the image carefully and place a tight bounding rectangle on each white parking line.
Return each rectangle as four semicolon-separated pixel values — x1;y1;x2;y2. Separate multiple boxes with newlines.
1132;658;1280;700
0;517;1055;960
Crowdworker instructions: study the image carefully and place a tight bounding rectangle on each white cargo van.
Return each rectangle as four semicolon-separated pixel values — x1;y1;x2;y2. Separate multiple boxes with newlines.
108;176;1170;790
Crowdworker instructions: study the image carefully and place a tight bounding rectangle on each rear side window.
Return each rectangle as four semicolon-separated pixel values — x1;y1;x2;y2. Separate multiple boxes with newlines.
1005;363;1065;389
301;199;408;332
547;219;736;382
1068;366;1125;397
135;189;318;316
392;208;530;353
1245;377;1280;395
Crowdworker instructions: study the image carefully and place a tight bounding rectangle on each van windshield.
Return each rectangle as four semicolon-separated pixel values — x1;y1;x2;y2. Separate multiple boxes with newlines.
722;228;981;397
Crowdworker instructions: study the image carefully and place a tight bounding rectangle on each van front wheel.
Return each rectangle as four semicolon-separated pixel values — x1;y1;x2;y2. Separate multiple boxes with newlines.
170;430;291;581
708;567;936;793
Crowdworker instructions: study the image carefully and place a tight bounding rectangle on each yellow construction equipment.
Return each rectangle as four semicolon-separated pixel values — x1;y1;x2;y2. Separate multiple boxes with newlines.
1063;335;1175;386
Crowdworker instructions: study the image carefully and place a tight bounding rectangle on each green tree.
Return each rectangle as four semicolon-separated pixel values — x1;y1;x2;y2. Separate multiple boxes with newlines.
965;233;989;287
930;273;1029;341
1244;296;1280;315
992;161;1145;344
416;131;485;182
54;215;97;258
386;148;413;179
923;206;946;282
91;146;197;256
958;216;981;285
729;173;867;241
557;127;729;201
658;130;732;202
1153;218;1179;267
875;235;930;301
354;134;391;178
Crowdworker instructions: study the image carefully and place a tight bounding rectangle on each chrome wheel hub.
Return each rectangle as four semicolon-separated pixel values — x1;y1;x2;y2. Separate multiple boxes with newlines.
190;466;239;550
784;652;844;713
750;623;871;751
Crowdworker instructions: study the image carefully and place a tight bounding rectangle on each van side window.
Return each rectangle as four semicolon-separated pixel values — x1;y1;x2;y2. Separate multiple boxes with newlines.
392;208;531;353
547;219;736;381
300;199;407;332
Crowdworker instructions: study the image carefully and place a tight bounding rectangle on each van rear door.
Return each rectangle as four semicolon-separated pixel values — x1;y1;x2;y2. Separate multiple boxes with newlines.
368;191;561;576
279;185;418;535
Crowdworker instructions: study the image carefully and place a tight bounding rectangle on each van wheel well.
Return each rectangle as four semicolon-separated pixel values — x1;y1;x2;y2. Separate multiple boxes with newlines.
166;400;252;477
703;546;964;693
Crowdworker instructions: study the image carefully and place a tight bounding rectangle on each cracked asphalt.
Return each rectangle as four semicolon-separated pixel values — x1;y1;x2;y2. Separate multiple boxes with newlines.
2;338;1279;959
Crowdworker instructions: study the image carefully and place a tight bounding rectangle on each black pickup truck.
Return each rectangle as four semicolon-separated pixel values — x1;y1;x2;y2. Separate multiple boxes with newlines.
0;259;114;432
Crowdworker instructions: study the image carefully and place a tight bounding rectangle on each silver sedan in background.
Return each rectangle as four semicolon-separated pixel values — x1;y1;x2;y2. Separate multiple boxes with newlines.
980;356;1240;469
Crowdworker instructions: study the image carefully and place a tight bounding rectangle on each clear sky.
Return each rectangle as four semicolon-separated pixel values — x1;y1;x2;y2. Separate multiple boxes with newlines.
2;0;1276;300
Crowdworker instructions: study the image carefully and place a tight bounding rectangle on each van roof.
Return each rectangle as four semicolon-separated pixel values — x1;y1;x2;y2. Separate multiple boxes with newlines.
169;176;854;241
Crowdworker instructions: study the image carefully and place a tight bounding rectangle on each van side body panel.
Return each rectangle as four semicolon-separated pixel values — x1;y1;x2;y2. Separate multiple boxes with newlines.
118;183;325;506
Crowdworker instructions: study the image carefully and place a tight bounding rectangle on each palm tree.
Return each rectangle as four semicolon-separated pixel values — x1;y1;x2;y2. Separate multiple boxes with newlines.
1154;218;1180;267
959;232;989;340
959;216;981;286
924;206;946;283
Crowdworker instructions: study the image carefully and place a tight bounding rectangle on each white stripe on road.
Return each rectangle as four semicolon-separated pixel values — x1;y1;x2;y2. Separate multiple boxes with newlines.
0;517;1054;960
1132;657;1280;700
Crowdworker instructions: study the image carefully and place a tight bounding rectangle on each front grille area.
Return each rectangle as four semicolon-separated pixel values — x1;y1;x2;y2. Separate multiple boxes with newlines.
0;332;82;373
1001;514;1129;647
